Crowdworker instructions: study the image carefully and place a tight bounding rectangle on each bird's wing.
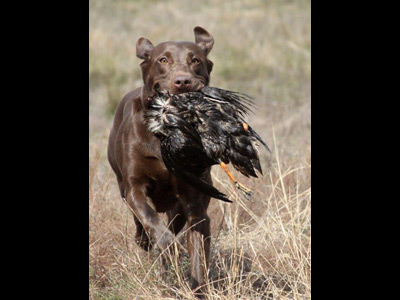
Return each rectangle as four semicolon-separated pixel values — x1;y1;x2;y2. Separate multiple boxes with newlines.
200;86;255;117
164;113;202;143
199;87;271;152
161;132;232;203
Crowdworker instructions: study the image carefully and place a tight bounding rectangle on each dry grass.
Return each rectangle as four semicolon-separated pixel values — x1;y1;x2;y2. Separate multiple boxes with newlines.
89;0;310;299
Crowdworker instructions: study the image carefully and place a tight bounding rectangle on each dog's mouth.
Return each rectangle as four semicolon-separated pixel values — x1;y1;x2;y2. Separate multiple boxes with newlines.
152;81;205;96
145;81;206;110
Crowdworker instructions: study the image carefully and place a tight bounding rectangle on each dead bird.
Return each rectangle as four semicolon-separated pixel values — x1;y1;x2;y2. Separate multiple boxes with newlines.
145;86;270;202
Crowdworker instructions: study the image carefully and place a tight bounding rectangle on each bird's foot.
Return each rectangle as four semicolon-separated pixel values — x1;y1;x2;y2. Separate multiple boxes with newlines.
235;182;253;200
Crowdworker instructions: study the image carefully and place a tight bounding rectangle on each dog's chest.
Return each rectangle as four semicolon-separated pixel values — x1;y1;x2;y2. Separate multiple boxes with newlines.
145;161;178;212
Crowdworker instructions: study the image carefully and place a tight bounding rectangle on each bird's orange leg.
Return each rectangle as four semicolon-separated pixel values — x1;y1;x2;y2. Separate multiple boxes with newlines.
242;123;249;131
220;162;253;198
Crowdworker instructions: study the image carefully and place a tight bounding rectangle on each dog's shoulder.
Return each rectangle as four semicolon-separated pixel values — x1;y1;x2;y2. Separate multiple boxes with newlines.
110;87;143;142
119;87;142;117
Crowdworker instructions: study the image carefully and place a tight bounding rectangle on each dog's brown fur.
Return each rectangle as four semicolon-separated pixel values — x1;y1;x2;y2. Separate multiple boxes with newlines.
107;27;215;293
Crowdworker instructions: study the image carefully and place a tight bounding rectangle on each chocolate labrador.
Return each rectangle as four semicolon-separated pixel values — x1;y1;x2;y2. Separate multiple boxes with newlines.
108;27;215;293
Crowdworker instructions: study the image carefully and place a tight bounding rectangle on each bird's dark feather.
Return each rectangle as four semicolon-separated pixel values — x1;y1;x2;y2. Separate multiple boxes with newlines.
144;87;270;202
161;132;231;203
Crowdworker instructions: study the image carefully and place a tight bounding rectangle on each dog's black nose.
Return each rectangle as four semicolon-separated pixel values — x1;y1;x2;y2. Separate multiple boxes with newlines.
173;75;192;90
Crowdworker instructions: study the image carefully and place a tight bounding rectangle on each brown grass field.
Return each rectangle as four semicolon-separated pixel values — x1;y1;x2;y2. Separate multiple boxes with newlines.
89;0;311;299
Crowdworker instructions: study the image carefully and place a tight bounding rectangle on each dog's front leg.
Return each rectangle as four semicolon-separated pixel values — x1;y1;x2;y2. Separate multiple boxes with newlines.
179;189;211;296
187;208;210;293
125;183;177;275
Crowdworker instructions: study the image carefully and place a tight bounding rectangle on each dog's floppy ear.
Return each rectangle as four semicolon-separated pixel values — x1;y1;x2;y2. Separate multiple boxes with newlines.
136;37;154;60
194;26;214;56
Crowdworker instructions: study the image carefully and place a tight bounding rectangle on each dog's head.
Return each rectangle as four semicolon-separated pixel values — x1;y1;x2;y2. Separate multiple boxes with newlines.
136;26;214;103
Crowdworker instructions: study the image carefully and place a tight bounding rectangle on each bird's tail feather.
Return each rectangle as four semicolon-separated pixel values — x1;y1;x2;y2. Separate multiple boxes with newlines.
250;128;271;153
174;169;232;203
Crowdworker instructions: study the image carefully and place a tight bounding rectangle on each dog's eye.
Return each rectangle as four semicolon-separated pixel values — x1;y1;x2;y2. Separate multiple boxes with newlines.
159;57;168;64
191;58;200;64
